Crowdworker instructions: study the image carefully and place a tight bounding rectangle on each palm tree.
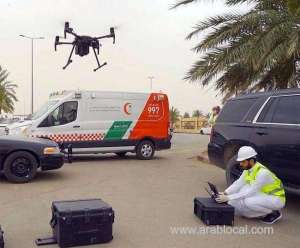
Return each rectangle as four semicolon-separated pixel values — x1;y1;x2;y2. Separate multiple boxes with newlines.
286;0;300;16
173;0;300;100
192;109;203;117
170;106;180;128
0;66;18;114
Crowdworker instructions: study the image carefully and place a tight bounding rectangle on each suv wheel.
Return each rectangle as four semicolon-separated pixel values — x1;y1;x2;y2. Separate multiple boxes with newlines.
136;140;155;160
226;155;243;186
3;151;38;183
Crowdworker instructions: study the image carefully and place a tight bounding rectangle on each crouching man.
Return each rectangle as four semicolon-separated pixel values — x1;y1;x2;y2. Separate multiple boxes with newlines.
216;146;285;224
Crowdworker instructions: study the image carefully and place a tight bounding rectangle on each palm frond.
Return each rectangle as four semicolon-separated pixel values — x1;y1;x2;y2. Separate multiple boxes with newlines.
170;0;207;9
0;66;18;113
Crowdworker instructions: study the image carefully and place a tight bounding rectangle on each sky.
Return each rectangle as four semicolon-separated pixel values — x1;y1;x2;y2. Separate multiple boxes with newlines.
0;0;250;116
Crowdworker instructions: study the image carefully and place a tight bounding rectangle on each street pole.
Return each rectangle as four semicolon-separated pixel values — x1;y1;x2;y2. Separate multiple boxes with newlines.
31;38;33;115
20;35;44;115
148;76;154;91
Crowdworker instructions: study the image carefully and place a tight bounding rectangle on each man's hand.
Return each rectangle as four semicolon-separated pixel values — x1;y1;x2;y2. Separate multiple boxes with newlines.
215;194;229;203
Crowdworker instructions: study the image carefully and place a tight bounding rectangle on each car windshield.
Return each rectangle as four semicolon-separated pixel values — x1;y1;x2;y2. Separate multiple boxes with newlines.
31;100;59;120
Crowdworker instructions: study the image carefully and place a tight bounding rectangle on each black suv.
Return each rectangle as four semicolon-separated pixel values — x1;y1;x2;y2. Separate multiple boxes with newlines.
208;89;300;194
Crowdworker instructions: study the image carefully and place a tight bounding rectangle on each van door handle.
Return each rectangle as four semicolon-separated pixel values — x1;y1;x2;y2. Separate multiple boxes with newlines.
256;131;268;136
73;125;80;128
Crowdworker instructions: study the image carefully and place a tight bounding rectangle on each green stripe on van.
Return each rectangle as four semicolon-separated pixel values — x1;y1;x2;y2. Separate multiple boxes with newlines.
104;121;132;140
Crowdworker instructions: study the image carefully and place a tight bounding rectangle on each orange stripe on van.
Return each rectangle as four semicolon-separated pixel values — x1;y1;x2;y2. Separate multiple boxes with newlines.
129;93;169;140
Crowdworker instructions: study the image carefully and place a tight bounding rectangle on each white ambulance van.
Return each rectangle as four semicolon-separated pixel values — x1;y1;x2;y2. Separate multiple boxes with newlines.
6;91;172;159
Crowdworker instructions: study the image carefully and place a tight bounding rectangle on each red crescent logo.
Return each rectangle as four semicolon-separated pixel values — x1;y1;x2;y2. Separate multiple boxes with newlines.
124;103;132;115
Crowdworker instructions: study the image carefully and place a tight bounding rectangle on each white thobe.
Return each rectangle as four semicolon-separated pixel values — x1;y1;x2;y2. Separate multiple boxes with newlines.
225;168;285;218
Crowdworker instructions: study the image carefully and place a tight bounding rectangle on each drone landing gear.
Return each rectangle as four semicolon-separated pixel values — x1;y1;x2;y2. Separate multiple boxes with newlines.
92;47;107;72
61;45;107;72
62;45;75;70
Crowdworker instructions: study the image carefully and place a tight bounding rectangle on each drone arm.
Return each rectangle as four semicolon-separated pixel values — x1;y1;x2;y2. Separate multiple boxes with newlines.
95;35;115;44
55;42;74;51
95;34;111;39
95;28;115;44
64;22;79;38
58;42;74;45
66;30;79;38
55;35;74;51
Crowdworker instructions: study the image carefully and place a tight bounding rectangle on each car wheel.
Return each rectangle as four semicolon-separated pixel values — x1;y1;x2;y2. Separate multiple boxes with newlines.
200;130;204;135
226;155;243;186
136;140;155;160
116;152;127;157
3;151;38;183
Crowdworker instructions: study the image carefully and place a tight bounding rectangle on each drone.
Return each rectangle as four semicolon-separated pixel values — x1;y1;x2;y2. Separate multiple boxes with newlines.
55;22;115;71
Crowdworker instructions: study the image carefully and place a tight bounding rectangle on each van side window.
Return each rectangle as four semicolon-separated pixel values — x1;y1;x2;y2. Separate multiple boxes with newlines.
39;101;78;127
270;95;300;124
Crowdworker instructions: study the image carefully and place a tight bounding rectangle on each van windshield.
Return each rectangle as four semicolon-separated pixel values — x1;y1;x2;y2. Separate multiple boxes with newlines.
31;100;59;120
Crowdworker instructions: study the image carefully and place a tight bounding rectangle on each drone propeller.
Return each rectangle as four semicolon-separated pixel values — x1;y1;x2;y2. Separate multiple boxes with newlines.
64;22;69;38
64;22;75;38
110;27;115;44
95;27;116;44
55;36;60;51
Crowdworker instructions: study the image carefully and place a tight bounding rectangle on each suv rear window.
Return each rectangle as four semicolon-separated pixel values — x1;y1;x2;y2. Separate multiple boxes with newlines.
271;95;300;124
217;98;257;123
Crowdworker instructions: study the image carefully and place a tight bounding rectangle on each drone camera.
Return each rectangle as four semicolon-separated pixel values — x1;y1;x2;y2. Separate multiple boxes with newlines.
91;40;100;54
76;41;90;57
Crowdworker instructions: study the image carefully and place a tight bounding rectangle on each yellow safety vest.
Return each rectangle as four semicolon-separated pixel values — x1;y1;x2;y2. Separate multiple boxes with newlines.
208;114;218;126
244;162;285;203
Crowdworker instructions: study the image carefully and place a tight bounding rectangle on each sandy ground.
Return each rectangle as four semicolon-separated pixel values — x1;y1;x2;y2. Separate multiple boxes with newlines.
0;133;299;248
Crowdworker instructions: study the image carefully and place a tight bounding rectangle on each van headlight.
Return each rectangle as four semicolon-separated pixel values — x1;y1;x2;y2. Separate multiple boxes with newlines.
43;147;61;155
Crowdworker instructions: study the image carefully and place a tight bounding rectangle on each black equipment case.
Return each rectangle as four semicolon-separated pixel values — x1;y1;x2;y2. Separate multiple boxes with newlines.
39;199;114;248
0;225;3;248
194;197;234;226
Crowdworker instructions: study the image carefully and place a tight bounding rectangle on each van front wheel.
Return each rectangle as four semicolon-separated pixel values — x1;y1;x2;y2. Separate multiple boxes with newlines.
136;140;155;160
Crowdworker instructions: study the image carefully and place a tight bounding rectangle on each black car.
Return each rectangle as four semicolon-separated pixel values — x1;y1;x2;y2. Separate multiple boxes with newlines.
208;89;300;194
0;136;64;183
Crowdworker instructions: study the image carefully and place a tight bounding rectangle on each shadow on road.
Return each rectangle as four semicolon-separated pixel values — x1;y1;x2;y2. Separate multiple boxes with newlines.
69;154;166;163
0;171;69;185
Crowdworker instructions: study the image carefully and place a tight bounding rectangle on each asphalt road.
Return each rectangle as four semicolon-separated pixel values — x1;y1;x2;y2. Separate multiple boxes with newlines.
0;133;299;248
